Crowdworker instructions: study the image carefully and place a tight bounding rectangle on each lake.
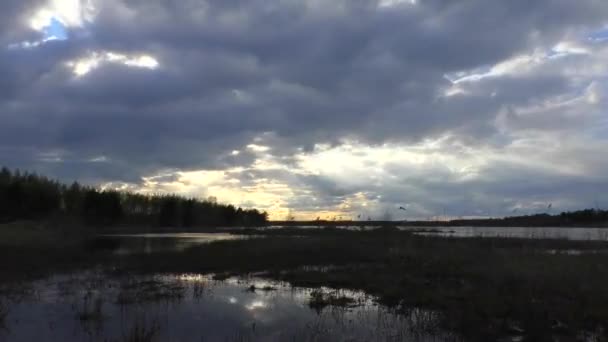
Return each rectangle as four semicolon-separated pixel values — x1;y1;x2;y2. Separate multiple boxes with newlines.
0;271;458;342
97;227;608;256
403;226;608;240
264;225;608;240
96;233;254;254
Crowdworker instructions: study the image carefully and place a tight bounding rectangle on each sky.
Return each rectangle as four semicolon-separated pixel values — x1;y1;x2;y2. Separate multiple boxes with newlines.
1;0;608;220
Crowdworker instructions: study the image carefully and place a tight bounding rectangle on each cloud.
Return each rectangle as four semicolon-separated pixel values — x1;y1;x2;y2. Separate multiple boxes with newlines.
1;0;608;218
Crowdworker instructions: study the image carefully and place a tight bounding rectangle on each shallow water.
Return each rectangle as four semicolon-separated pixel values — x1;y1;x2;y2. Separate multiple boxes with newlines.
95;227;608;258
405;226;608;240
98;233;252;254
264;225;608;240
0;272;456;342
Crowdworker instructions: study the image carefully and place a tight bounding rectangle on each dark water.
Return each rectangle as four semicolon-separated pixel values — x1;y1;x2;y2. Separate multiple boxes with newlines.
96;233;251;254
0;272;456;342
91;228;608;261
266;225;608;240
405;226;608;240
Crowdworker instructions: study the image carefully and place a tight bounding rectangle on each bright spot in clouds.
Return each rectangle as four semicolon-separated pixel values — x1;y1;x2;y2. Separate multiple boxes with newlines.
11;0;94;48
378;0;417;7
29;0;96;30
66;51;160;76
247;144;271;153
446;42;591;85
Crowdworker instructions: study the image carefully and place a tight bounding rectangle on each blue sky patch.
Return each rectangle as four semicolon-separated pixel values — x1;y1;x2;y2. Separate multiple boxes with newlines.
589;28;608;42
43;17;68;41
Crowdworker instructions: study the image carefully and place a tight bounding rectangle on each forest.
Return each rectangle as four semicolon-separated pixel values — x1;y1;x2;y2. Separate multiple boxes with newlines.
0;167;267;228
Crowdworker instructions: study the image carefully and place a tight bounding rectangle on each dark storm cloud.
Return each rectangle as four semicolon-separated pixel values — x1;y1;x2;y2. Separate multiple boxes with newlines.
1;0;608;214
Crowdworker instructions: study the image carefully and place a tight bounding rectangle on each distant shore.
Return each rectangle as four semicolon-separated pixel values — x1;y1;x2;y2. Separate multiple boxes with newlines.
271;209;608;228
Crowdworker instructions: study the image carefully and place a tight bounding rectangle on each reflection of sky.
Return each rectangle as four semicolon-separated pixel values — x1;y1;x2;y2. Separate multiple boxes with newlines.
103;233;249;255
2;273;454;341
410;226;608;240
246;300;267;310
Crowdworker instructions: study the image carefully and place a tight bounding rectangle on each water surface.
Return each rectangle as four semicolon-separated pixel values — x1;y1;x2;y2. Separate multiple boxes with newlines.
0;272;456;342
98;233;252;254
405;226;608;240
265;225;608;240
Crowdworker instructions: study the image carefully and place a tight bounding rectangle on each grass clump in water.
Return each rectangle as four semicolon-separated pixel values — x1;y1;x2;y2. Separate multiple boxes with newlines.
116;279;185;305
308;289;357;312
0;300;7;329
122;317;160;342
75;293;104;322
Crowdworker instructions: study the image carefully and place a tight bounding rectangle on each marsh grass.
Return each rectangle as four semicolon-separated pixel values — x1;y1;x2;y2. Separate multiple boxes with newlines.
122;317;161;342
4;224;608;340
73;291;106;338
246;284;277;293
0;222;109;286
0;299;7;329
192;281;205;299
116;230;608;340
75;293;104;322
308;289;357;312
116;279;185;305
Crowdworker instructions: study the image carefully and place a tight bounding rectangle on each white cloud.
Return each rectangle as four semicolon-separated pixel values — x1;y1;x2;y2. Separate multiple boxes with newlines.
8;35;59;49
29;0;97;30
446;41;593;85
550;41;590;58
66;51;159;76
246;144;271;153
378;0;417;8
446;54;543;84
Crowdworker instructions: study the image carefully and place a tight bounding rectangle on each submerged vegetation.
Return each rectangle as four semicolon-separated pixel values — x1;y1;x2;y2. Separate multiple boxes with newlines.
75;293;105;322
116;279;185;304
308;289;357;312
0;300;7;329
122;317;161;342
0;167;267;228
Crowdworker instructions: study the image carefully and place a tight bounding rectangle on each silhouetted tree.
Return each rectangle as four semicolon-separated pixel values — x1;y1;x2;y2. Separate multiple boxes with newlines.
0;166;268;228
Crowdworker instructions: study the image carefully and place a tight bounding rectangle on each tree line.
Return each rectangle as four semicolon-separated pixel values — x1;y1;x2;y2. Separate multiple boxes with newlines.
0;167;267;227
273;209;608;228
403;210;608;227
